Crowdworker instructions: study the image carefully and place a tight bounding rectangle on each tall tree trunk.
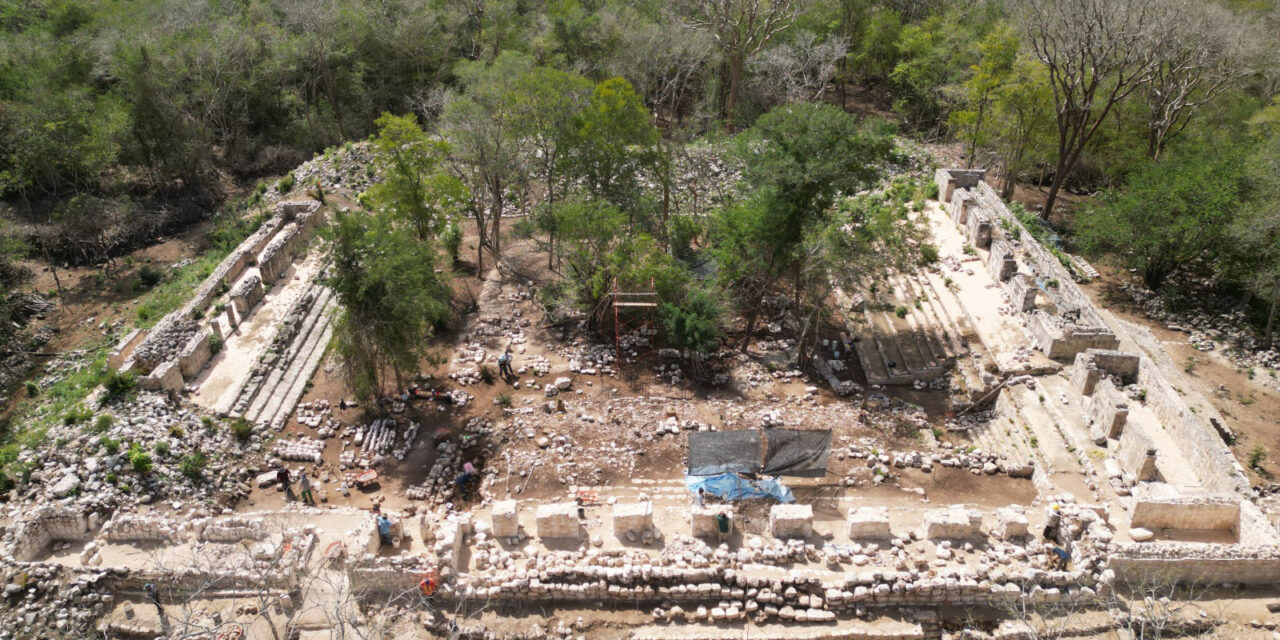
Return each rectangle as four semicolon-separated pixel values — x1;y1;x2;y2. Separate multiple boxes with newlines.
490;178;503;266
965;102;987;170
724;56;744;133
1265;282;1280;350
1042;159;1068;220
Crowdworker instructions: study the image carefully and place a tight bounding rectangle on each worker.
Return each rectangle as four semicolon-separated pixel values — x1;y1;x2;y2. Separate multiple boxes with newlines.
376;514;391;545
418;575;439;597
716;512;730;544
455;469;474;500
144;582;160;606
299;470;315;506
1049;545;1071;571
277;467;293;500
692;488;705;508
1042;504;1061;541
498;350;514;380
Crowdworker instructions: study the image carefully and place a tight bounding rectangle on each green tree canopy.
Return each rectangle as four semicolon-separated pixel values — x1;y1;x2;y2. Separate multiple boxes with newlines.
365;112;468;243
1076;142;1249;290
323;207;452;401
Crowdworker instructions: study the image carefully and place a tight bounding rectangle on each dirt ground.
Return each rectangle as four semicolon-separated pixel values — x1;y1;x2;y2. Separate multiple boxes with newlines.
1080;266;1280;485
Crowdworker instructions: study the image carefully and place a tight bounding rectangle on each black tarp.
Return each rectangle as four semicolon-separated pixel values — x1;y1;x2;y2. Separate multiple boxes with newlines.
687;431;761;476
761;429;831;477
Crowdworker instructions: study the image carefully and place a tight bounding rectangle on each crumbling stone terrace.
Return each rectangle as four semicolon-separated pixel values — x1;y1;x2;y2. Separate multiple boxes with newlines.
109;200;323;398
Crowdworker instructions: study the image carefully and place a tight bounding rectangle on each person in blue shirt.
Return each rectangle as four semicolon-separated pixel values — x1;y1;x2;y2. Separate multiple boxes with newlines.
377;515;393;546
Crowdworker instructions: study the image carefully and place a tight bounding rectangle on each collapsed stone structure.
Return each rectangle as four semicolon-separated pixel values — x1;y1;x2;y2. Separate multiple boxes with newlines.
108;200;324;396
934;168;1270;587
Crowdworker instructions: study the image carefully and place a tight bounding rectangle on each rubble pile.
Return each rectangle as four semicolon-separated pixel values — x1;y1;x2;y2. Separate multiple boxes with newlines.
1122;280;1280;381
0;392;253;510
273;436;324;464
288;141;377;195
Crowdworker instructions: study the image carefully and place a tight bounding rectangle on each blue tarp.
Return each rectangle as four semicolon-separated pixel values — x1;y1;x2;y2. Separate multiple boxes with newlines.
685;473;795;503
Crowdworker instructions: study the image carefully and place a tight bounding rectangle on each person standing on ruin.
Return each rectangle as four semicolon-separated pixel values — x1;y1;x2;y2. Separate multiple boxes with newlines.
498;350;514;380
277;466;293;500
299;470;315;506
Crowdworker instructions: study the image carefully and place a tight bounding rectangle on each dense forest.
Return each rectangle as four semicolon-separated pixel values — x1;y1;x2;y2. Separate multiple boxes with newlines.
3;0;1280;370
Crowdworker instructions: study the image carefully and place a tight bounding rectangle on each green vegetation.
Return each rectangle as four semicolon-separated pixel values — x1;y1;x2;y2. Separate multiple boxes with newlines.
230;419;253;443
128;444;152;475
180;452;207;482
1250;445;1267;472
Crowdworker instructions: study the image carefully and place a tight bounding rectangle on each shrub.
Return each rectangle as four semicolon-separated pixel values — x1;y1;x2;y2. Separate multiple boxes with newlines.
63;405;93;425
1250;445;1267;471
442;221;463;264
180;452;206;482
137;264;164;289
105;472;117;484
92;414;114;433
103;370;138;404
100;436;120;455
169;424;185;438
278;172;295;193
496;394;513;408
201;416;215;431
24;381;38;398
128;444;153;475
479;364;494;384
894;305;908;319
209;333;224;356
231;418;253;443
153;440;170;457
918;244;939;266
924;182;939;199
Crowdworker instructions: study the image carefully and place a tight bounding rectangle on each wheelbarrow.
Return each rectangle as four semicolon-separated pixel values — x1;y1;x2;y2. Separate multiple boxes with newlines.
354;469;379;488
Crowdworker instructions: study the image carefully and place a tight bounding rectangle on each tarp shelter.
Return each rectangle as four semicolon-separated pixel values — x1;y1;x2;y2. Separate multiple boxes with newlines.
761;429;832;478
686;429;832;478
685;474;795;503
687;430;761;476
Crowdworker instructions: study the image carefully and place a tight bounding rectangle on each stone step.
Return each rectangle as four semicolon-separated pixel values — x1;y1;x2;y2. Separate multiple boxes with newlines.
238;285;329;418
890;275;950;367
245;286;333;422
896;274;958;362
256;294;336;428
875;277;936;370
266;307;335;430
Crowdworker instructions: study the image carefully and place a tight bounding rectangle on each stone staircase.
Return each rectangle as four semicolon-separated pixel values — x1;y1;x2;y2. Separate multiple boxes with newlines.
836;272;966;387
233;283;336;429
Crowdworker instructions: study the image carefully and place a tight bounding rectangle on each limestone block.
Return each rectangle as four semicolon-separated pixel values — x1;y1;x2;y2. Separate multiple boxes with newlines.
923;506;983;540
492;500;519;538
993;508;1029;540
231;274;265;316
178;329;213;379
965;211;992;249
847;507;891;540
769;504;813;539
142;360;184;393
987;240;1017;282
1090;380;1130;439
536;502;581;540
613;502;653;536
108;328;147;371
691;505;732;539
1008;274;1037;312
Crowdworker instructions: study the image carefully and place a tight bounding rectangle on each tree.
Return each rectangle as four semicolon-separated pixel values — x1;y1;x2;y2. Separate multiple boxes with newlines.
560;77;659;212
949;24;1019;169
986;55;1055;199
1020;0;1161;218
718;103;897;348
682;0;803;131
1075;143;1247;291
1230;133;1280;348
1141;0;1254;159
365;113;468;243
742;29;848;115
441;52;532;273
324;207;452;401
